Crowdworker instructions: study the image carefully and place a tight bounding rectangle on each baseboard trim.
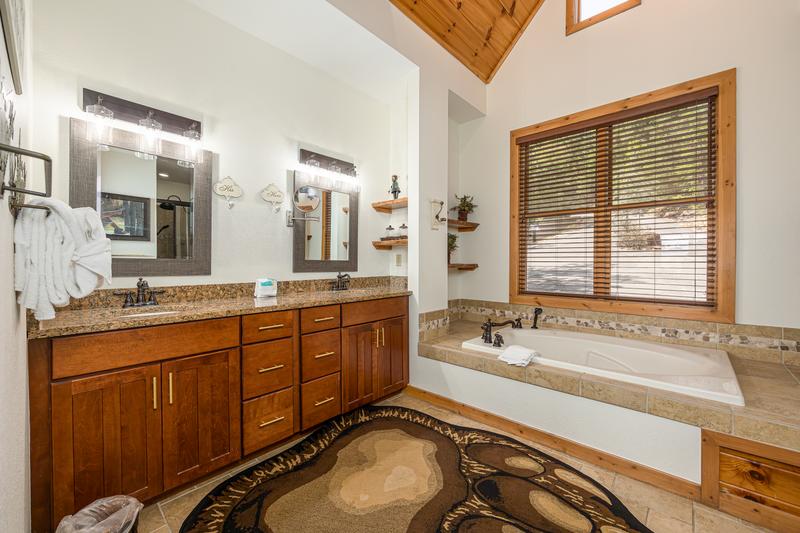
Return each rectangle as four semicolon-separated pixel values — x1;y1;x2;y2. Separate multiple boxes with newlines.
404;385;701;501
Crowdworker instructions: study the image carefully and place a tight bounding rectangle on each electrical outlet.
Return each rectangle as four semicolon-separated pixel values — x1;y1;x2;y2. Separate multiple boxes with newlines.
395;254;402;266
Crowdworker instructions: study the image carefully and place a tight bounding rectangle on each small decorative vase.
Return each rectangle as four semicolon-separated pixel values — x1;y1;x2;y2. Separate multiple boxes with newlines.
458;210;468;222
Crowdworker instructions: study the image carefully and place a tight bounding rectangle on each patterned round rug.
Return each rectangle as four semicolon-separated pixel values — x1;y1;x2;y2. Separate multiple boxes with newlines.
181;406;651;532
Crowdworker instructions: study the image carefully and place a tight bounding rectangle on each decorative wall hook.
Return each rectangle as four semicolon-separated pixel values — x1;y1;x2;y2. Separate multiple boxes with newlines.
213;176;242;209
260;183;284;213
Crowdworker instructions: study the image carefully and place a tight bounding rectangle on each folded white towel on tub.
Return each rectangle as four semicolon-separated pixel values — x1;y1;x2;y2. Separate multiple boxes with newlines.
499;344;539;367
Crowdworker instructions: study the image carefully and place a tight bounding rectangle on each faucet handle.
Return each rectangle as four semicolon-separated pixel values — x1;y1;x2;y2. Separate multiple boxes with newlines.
148;288;165;305
114;291;134;308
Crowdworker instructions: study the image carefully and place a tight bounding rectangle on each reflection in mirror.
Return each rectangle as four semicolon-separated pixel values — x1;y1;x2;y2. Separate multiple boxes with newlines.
99;146;194;260
304;190;350;261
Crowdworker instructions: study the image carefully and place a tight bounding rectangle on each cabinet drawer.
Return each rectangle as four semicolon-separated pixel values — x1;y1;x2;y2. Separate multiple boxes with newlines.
242;310;294;344
342;296;407;327
242;388;294;455
301;329;341;382
52;317;239;379
301;373;341;430
300;305;341;334
242;339;294;400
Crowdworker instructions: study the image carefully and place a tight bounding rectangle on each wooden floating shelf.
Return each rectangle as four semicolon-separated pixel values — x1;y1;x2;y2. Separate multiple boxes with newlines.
372;238;408;250
447;218;479;232
372;197;408;213
448;263;479;271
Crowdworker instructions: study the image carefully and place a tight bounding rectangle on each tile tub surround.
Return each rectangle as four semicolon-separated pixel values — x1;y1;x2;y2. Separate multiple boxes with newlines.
449;299;800;367
418;308;450;341
419;320;800;453
29;280;410;339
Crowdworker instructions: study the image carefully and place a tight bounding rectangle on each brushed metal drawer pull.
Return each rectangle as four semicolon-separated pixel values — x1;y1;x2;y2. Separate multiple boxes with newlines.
258;364;285;373
314;351;336;359
259;416;285;428
152;377;157;410
258;323;285;331
314;396;335;407
168;372;173;405
313;316;335;323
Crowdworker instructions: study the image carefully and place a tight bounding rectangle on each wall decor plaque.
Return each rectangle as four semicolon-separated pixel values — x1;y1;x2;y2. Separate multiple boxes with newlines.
260;183;284;212
213;175;242;209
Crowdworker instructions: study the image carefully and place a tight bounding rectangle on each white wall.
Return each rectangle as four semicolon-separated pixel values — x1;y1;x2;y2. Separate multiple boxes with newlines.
455;0;800;328
0;1;33;529
32;0;399;288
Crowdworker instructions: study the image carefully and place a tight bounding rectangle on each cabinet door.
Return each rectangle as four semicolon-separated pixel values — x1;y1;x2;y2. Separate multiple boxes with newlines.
162;349;241;490
377;316;408;398
341;323;378;411
51;364;162;523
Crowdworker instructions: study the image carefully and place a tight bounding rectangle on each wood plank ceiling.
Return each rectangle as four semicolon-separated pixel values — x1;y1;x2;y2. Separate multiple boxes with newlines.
390;0;544;83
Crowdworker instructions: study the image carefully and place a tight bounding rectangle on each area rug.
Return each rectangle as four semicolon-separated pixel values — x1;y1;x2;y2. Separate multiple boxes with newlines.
181;406;651;532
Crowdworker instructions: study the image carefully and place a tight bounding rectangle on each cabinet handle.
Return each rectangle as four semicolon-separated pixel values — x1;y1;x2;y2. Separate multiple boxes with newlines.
168;372;173;405
381;327;386;347
314;396;335;407
258;364;285;373
259;416;285;428
258;323;285;331
152;377;157;410
314;351;336;359
374;328;380;348
314;316;335;323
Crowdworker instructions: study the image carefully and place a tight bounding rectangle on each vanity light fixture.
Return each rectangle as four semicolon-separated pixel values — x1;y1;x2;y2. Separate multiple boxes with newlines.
84;95;114;147
136;110;162;160
157;172;169;178
177;122;202;169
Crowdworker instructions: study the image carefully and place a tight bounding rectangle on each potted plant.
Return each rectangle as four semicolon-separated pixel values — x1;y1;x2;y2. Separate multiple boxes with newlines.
447;233;458;264
450;194;477;221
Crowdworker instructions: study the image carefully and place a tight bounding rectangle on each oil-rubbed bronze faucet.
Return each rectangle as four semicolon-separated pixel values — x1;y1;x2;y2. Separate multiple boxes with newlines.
331;272;351;291
114;278;164;308
481;317;522;343
532;307;543;329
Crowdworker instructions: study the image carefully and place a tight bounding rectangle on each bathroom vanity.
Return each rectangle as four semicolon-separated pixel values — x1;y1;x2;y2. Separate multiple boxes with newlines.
27;290;409;531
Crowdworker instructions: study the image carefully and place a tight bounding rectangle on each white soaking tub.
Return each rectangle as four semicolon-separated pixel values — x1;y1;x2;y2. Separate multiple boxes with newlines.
462;327;744;406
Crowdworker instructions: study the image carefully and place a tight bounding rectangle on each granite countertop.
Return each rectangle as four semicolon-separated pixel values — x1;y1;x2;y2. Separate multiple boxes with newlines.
29;288;412;339
420;320;800;453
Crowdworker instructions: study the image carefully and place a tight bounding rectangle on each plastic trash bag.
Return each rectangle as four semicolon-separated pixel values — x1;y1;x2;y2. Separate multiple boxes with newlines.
55;495;143;533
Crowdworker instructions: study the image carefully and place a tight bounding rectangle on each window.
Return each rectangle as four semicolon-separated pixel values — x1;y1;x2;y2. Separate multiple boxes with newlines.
566;0;640;35
510;70;736;322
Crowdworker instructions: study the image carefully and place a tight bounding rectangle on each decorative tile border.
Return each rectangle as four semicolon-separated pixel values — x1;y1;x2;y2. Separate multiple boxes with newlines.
419;308;450;342
448;299;800;367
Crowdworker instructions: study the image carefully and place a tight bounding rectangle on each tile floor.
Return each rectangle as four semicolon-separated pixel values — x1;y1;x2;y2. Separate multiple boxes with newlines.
137;392;776;533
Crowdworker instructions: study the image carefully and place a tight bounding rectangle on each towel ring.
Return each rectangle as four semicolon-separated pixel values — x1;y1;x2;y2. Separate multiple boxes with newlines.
0;142;53;216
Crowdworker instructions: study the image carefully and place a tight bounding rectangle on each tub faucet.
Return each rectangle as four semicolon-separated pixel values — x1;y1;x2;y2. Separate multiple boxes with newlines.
493;333;504;347
532;307;543;329
481;317;522;344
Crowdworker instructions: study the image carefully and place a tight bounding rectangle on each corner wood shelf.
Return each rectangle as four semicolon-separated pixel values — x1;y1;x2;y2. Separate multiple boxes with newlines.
372;197;408;213
447;218;479;232
372;238;408;250
448;263;479;271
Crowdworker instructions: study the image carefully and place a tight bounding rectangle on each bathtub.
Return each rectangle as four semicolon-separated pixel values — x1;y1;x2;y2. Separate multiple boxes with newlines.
462;327;744;406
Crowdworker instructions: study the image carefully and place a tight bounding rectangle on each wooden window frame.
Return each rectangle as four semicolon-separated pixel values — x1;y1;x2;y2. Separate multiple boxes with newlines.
509;69;736;323
566;0;641;35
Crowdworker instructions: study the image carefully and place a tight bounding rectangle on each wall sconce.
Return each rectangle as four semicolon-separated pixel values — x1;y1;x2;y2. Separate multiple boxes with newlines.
84;95;114;147
137;110;162;160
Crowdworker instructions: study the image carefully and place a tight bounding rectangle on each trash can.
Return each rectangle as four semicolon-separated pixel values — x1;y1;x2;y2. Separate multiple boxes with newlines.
55;495;143;533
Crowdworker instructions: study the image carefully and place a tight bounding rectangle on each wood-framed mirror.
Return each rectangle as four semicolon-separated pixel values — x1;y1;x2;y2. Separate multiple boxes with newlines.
69;117;213;277
291;170;359;273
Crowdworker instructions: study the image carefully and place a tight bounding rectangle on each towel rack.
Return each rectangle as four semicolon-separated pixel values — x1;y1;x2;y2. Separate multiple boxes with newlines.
0;142;53;215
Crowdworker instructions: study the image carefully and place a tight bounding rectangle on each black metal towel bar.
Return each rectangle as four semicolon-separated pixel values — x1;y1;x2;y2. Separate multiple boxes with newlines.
0;142;53;214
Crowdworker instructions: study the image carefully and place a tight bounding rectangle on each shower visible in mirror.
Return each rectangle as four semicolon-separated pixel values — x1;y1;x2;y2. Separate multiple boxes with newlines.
98;146;194;260
295;186;350;261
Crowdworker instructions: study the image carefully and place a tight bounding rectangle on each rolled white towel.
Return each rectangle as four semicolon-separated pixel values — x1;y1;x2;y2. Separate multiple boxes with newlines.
498;344;539;367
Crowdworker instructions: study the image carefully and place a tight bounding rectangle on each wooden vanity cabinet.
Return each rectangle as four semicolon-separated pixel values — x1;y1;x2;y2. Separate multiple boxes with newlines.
50;364;163;523
161;349;241;490
342;323;379;410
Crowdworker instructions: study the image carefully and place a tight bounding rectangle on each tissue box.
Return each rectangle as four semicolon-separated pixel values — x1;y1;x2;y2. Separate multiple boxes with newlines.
254;278;277;298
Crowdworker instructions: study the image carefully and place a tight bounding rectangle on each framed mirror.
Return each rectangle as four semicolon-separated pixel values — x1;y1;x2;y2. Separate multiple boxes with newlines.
292;171;358;272
69;117;212;276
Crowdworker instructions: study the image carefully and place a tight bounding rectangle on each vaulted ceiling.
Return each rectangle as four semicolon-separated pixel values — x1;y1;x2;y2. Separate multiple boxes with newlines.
390;0;544;83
